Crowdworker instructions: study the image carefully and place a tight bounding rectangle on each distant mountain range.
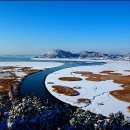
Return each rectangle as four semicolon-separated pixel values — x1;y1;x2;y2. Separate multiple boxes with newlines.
34;49;130;60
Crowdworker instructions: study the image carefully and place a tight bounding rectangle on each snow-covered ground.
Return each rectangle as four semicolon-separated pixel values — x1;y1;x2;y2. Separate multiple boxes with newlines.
31;58;110;62
45;60;130;118
0;62;63;81
0;62;63;70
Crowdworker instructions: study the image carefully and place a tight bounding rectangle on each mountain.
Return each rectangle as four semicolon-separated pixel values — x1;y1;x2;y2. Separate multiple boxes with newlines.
36;49;78;59
124;54;130;60
78;51;109;59
34;49;130;60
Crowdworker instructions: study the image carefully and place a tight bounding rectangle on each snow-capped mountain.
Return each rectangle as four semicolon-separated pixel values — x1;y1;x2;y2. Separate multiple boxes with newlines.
34;49;130;60
78;51;109;59
124;54;130;60
36;49;78;58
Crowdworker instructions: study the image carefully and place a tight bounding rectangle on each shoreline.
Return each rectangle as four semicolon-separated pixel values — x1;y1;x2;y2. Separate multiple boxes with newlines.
45;60;130;118
19;60;105;104
31;58;130;62
0;62;63;97
31;58;113;62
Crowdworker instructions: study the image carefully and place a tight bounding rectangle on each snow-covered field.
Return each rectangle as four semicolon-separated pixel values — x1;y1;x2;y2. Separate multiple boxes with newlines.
0;62;63;70
0;61;63;82
45;61;130;118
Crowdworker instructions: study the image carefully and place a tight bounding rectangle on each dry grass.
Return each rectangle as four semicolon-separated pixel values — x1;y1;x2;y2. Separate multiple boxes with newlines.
110;90;130;102
100;70;114;73
100;70;122;76
58;77;82;81
26;69;38;74
0;66;39;75
113;75;130;85
73;71;130;85
0;66;38;94
124;70;130;72
0;66;17;70
0;78;19;92
73;70;130;103
108;73;122;76
19;67;38;74
73;71;93;77
0;67;20;92
73;71;106;82
86;76;106;82
0;65;39;93
52;85;79;96
77;98;91;104
127;106;130;112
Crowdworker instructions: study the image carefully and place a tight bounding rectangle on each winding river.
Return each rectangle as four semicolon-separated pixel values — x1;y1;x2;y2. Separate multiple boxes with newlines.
20;61;106;104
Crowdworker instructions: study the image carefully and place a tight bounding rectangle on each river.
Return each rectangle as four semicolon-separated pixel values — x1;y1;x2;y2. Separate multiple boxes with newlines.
20;60;106;104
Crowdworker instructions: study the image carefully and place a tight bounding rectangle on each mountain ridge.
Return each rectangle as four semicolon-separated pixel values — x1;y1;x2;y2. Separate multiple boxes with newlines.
34;49;130;60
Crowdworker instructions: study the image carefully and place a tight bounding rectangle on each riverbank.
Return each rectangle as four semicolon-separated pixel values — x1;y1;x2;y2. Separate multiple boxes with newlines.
31;57;112;62
45;60;130;118
0;62;63;95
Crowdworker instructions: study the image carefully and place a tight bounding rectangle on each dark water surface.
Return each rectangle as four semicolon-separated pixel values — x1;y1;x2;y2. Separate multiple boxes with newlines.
19;60;106;104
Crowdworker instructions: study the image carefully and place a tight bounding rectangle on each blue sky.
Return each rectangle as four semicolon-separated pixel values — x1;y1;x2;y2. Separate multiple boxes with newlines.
0;1;130;55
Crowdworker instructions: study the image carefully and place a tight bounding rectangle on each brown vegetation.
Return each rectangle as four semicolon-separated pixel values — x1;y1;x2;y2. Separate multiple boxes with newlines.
19;67;38;74
77;98;91;104
100;70;114;74
0;66;39;96
0;66;18;70
124;70;130;72
0;66;20;92
85;75;105;82
0;78;19;92
73;70;130;103
73;71;130;86
0;66;38;93
127;106;130;112
113;75;130;85
52;85;79;96
100;70;122;76
110;90;130;102
59;77;82;81
73;71;93;76
73;71;106;82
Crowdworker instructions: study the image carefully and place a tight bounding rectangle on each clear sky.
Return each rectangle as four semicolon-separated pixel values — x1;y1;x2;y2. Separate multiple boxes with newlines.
0;1;130;55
